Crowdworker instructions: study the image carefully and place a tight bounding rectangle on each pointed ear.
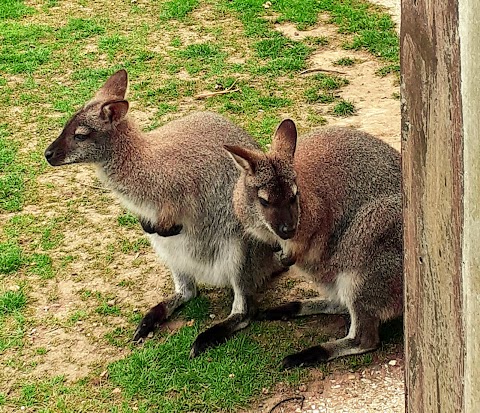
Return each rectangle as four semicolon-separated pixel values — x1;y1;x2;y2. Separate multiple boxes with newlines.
101;100;129;124
95;69;128;101
224;145;261;174
270;119;297;160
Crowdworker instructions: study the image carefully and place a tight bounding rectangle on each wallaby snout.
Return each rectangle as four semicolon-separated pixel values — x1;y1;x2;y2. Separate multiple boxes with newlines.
45;138;66;166
277;222;296;239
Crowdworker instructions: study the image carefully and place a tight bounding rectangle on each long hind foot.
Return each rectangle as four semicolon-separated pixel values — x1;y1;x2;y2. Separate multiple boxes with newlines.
190;313;250;357
281;310;380;369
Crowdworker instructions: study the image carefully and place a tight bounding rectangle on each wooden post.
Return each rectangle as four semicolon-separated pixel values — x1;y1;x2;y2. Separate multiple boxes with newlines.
402;0;480;411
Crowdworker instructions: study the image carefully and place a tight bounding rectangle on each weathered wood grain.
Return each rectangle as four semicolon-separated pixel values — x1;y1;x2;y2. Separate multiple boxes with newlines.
401;0;464;411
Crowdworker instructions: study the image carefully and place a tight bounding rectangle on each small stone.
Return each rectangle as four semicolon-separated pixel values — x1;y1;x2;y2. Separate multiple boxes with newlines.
107;299;115;306
262;387;269;394
112;388;121;394
209;314;216;319
332;384;341;389
263;1;272;9
348;374;356;380
147;331;154;338
388;359;397;366
228;373;235;378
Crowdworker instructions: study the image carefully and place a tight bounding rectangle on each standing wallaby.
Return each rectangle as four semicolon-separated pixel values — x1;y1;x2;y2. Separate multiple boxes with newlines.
44;69;283;356
225;119;402;368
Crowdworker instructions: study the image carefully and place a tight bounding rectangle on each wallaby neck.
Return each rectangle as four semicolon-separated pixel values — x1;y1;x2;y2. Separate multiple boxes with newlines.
96;118;155;198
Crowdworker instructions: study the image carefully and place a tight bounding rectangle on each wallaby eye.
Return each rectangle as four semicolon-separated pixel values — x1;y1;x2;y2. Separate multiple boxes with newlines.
259;197;269;207
74;134;88;142
290;195;297;205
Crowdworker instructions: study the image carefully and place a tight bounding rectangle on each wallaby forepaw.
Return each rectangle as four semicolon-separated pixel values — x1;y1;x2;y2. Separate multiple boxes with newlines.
156;224;183;237
140;219;183;237
139;219;156;234
132;303;168;342
190;324;230;358
274;250;296;267
281;346;330;369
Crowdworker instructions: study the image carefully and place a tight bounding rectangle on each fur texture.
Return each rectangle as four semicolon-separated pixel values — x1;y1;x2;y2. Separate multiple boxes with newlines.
226;119;402;368
45;70;283;355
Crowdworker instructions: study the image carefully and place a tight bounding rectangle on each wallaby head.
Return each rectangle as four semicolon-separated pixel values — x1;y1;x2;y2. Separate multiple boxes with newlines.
45;69;130;166
225;119;299;241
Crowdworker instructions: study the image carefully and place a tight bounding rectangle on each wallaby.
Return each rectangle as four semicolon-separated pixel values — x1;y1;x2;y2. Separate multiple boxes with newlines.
44;69;283;356
225;119;402;368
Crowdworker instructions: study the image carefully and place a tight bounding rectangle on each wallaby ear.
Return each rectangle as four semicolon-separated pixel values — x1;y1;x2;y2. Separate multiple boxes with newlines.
224;145;261;174
270;119;297;160
95;69;128;101
101;100;129;124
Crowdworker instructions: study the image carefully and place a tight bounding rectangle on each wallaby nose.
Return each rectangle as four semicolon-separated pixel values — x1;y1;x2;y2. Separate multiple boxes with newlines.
278;224;296;240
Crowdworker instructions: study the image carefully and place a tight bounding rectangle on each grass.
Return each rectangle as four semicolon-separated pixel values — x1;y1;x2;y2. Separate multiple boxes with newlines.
333;57;356;66
0;0;400;411
333;99;356;116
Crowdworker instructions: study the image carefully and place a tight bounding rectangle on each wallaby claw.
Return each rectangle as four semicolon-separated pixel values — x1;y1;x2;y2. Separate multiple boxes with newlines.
132;302;167;342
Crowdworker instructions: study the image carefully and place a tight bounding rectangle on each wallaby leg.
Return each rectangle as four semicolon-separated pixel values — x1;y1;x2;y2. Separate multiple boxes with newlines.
190;278;254;357
281;307;380;369
257;298;348;321
133;272;197;342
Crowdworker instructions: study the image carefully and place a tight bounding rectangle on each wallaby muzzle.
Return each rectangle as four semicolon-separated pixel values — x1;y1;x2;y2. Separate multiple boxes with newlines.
44;139;66;166
276;223;296;240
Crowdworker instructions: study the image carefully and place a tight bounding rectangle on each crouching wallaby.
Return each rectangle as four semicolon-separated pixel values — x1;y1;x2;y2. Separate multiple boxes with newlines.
225;120;402;369
44;69;283;357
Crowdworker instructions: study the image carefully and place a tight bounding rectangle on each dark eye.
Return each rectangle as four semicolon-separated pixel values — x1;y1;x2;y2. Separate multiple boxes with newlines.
259;197;269;207
290;195;297;205
74;134;88;142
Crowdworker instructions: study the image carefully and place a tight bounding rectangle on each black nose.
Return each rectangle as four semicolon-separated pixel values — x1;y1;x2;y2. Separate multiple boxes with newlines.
45;149;54;161
278;224;296;240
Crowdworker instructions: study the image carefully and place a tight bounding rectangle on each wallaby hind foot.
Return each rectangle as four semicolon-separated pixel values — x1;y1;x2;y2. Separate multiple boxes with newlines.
281;311;380;369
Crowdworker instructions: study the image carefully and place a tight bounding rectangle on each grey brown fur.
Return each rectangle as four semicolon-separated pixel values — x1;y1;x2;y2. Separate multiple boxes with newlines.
45;70;282;356
225;119;402;368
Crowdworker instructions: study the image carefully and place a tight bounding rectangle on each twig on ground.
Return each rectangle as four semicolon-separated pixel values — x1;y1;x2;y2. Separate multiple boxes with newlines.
300;67;347;75
268;395;305;413
195;80;240;99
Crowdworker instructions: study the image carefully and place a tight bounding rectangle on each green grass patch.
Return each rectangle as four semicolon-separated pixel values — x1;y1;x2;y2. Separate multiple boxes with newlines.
0;289;27;316
333;99;356;116
0;0;34;20
0;242;24;274
160;0;199;20
333;57;356;66
117;212;139;229
108;300;303;412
